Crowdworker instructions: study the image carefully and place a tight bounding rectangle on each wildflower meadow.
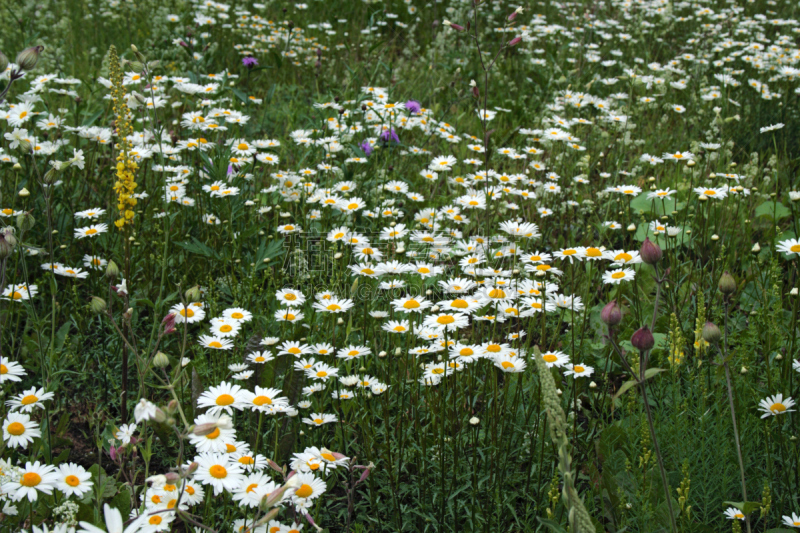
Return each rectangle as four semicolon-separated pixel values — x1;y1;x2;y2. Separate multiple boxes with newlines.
1;0;800;531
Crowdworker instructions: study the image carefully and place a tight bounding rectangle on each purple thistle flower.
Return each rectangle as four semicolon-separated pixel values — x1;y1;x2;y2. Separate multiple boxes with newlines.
380;128;400;145
359;141;374;156
242;56;258;68
405;100;421;114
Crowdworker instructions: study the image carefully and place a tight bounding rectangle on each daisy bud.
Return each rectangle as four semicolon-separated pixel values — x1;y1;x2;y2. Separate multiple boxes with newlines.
18;187;30;198
508;36;523;46
790;191;800;202
711;234;719;241
589;381;597;389
426;289;432;295
627;223;636;232
396;247;405;254
718;271;736;295
776;353;783;361
601;300;622;326
640;237;662;265
90;296;107;314
379;351;387;358
701;322;721;344
15;45;44;71
751;243;760;253
791;288;798;296
106;260;120;280
0;51;7;74
631;325;655;352
337;317;344;325
0;227;17;260
185;285;202;303
334;252;342;259
740;366;747;374
469;416;480;425
395;347;402;356
153;351;170;369
431;305;440;312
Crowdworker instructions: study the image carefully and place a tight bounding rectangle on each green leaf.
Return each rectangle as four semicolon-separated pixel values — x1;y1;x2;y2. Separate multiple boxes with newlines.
537;517;568;533
755;201;791;221
612;379;638;402
175;237;221;261
723;501;762;515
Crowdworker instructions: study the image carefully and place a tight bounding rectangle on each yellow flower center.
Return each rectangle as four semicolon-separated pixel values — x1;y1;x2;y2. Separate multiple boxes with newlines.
219;325;232;333
543;354;557;363
206;428;221;439
20;395;38;405
209;465;227;479
85;229;98;235
790;245;800;253
611;272;626;279
20;472;41;487
295;484;313;498
253;396;272;406
7;422;25;435
501;361;514;370
216;394;235;406
770;402;786;413
209;341;223;348
437;316;455;325
574;365;585;373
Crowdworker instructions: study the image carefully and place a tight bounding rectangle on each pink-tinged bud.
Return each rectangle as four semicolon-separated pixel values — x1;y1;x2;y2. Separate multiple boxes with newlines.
109;445;117;461
192;422;218;436
508;36;522;47
162;312;177;334
631;325;655;352
601;300;622;326
303;511;321;531
267;459;283;474
472;86;480;99
450;23;465;31
179;41;189;48
186;462;199;475
640;237;662;265
356;468;371;485
508;11;518;21
164;472;181;484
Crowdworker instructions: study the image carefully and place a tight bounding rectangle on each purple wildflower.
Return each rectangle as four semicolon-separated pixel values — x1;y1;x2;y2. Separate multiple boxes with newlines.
359;141;374;156
380;128;400;145
405;100;421;114
242;56;258;68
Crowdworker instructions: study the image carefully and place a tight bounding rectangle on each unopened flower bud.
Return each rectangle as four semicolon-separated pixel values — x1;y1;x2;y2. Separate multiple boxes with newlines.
718;271;736;295
631;325;655;352
378;351;387;358
740;366;747;374
751;243;760;253
0;227;17;260
16;212;34;232
601;300;622;326
469;416;480;425
508;36;522;46
701;322;721;344
589;381;597;389
640;237;662;265
153;351;170;369
90;296;107;314
395;347;402;356
185;285;202;303
193;422;219;436
627;223;636;232
15;45;44;71
0;51;8;74
106;260;120;280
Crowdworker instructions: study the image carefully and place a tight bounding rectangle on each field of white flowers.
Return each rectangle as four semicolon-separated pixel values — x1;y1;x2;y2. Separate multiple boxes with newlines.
0;0;799;531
